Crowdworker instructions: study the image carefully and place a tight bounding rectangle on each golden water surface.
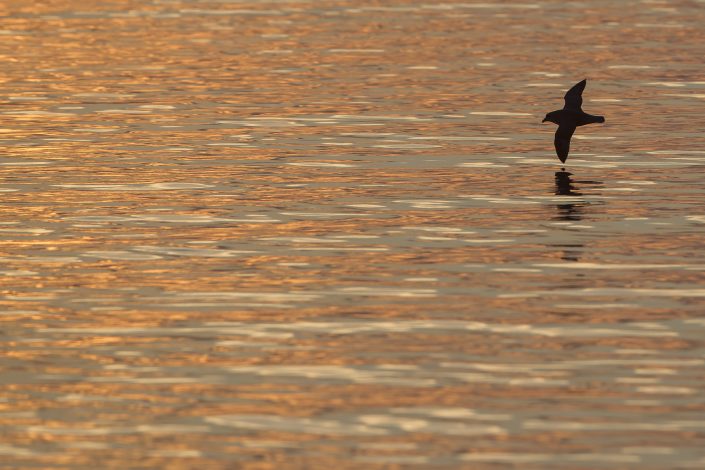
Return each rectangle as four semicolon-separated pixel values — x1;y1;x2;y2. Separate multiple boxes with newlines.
0;0;704;468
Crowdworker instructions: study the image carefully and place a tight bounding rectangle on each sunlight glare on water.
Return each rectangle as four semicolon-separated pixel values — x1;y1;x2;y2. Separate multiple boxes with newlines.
0;0;704;468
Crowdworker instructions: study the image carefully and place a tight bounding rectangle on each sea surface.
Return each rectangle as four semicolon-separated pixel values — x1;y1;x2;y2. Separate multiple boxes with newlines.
0;0;704;468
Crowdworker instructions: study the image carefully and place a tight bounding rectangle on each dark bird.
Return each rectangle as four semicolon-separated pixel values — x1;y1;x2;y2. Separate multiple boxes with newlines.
542;79;605;165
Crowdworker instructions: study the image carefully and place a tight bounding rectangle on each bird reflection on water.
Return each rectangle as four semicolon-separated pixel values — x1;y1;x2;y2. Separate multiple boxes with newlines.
555;171;583;221
555;170;580;197
553;170;603;220
552;171;603;261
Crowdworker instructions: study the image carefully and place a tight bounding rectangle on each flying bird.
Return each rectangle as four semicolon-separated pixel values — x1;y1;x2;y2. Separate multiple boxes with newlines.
542;79;605;165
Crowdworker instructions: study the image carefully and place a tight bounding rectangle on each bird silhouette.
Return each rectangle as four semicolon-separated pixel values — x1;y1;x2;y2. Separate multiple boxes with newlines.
542;79;605;166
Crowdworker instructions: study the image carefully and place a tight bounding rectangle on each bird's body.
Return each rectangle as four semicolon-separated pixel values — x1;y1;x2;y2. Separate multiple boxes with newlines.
542;79;605;164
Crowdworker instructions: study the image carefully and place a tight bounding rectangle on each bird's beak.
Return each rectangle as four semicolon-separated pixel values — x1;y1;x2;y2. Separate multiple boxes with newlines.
541;118;547;123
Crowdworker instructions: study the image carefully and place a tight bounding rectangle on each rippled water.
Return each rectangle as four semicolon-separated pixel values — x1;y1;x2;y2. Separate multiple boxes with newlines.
1;0;705;467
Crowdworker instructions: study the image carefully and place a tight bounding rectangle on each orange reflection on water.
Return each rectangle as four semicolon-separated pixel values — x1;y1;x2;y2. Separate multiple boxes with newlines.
0;0;704;467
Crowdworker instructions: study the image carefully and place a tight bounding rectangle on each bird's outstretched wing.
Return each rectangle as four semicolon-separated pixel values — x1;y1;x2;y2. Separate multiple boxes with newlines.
554;124;576;163
563;79;586;110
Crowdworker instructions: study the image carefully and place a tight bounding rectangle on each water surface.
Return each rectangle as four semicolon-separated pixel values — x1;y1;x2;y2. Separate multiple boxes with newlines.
1;0;704;467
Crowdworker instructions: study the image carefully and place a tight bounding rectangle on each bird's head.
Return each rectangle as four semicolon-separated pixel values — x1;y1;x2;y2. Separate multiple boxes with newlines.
542;111;560;124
